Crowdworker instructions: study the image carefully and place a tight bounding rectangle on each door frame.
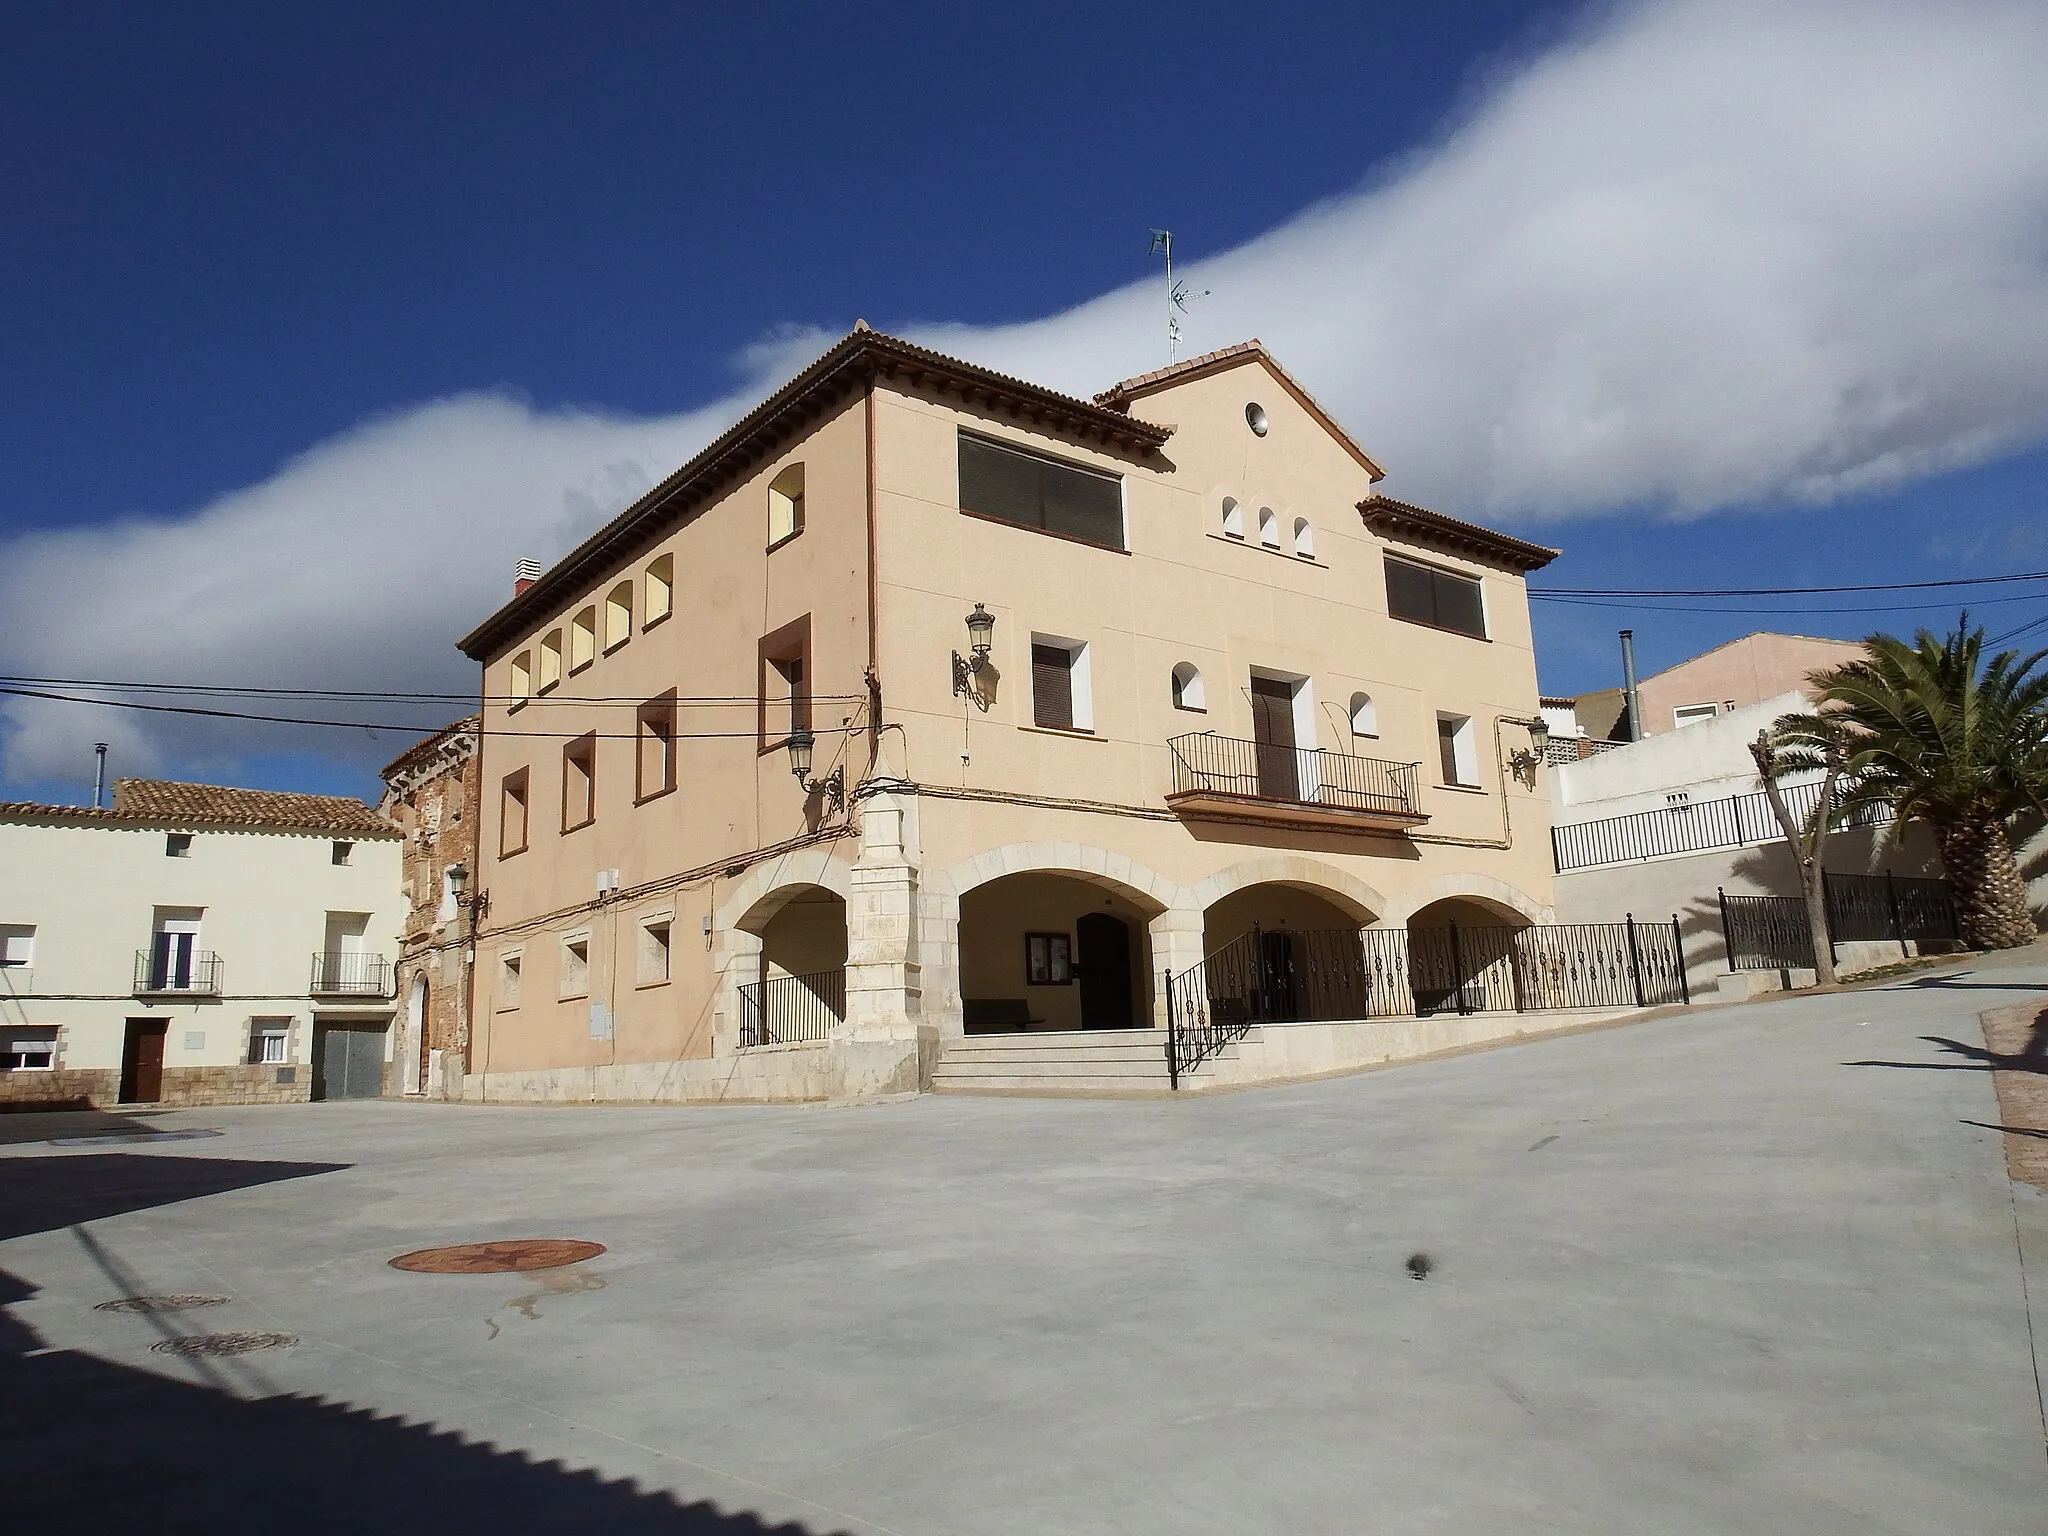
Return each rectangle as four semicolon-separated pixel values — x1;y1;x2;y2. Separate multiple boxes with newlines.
119;1018;169;1104
1075;911;1138;1031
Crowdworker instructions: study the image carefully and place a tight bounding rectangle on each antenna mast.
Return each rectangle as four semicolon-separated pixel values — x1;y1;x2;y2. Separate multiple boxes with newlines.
1149;229;1207;363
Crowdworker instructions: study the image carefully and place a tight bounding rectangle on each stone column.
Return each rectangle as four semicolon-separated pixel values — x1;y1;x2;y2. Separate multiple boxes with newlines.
843;788;923;1040
1147;906;1208;1030
711;924;763;1057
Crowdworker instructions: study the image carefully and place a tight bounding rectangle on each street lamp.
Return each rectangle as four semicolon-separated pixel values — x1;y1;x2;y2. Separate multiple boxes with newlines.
1507;716;1552;786
952;603;995;699
785;726;845;812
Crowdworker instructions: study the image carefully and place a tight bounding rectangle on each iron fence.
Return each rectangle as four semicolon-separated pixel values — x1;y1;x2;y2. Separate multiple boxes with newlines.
1720;873;1957;970
134;948;223;995
310;951;394;996
1167;732;1421;816
1164;919;1686;1087
1717;893;1815;971
1553;778;1895;871
738;968;845;1048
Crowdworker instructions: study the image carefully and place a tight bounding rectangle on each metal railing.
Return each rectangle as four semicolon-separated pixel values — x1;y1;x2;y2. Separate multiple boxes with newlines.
1553;778;1895;871
310;951;394;996
134;949;223;995
1719;873;1957;970
738;968;845;1048
1167;731;1421;816
1164;919;1687;1087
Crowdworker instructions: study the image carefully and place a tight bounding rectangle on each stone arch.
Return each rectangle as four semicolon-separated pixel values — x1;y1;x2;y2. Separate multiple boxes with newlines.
718;847;854;935
937;842;1176;913
1180;856;1389;928
1380;872;1549;928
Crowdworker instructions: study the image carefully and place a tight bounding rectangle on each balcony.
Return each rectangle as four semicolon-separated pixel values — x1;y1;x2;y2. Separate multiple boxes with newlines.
1166;732;1428;834
311;951;395;998
134;949;223;996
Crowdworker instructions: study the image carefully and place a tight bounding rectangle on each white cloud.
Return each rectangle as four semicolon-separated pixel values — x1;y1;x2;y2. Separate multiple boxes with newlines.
7;0;2048;786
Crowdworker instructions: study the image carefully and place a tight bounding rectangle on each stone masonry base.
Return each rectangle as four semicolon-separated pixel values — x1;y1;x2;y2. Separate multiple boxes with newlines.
0;1065;310;1110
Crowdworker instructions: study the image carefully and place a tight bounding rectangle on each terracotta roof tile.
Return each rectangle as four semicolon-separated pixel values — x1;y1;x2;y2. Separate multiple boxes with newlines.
1093;341;1266;403
1359;495;1560;575
110;779;395;834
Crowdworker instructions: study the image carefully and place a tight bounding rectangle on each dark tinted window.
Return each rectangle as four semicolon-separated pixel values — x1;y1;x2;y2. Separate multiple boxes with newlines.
959;434;1124;550
1384;556;1486;639
1032;644;1075;728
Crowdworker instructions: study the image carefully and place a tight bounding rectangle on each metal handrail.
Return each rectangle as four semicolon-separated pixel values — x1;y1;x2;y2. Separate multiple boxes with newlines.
1553;777;1894;872
310;952;394;996
738;968;846;1048
134;949;223;995
1167;731;1420;815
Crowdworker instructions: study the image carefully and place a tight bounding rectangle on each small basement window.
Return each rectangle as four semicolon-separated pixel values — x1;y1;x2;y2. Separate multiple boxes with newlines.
958;432;1124;551
1386;556;1487;640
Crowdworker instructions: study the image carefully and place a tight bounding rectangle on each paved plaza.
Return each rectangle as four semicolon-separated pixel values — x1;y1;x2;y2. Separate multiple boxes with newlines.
5;962;2048;1533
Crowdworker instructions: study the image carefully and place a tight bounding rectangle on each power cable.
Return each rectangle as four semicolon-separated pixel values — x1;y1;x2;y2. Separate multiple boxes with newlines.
1530;570;2048;597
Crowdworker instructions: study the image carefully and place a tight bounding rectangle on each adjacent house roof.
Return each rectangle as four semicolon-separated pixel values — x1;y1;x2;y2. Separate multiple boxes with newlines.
1358;495;1560;575
380;715;482;783
1094;341;1388;482
0;779;394;835
457;326;1174;662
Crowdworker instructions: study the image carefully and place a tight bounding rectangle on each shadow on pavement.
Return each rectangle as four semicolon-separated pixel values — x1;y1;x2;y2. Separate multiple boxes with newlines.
0;1155;349;1241
1849;1023;2048;1077
0;1106;171;1147
1962;1120;2048;1141
0;1269;838;1534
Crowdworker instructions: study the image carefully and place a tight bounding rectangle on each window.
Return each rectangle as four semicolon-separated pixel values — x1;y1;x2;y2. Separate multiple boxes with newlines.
644;555;673;629
768;463;805;546
509;650;532;708
331;840;353;866
248;1019;290;1065
0;925;34;968
1385;556;1487;640
165;833;192;858
758;616;810;751
637;691;677;801
1673;703;1718;728
560;934;590;998
2;1027;56;1071
500;769;530;856
497;952;523;1009
1221;497;1244;539
1171;662;1206;712
958;432;1124;551
570;607;597;672
1349;693;1378;738
562;734;596;831
1665;791;1694;813
1436;713;1479;787
1293;518;1315;559
637;916;672;986
1258;507;1279;548
605;582;633;652
1025;932;1072;985
539;630;564;691
147;911;203;991
1030;636;1092;731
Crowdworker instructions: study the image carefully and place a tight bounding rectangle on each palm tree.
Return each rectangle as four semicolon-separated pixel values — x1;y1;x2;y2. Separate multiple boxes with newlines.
1771;616;2048;951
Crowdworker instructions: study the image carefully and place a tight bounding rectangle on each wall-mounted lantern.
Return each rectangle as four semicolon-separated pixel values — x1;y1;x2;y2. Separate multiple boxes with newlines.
951;603;996;700
1507;716;1552;787
786;726;845;813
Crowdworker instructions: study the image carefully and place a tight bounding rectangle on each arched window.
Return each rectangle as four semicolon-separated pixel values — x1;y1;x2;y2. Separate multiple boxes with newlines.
769;463;805;546
570;607;597;672
1171;662;1206;712
1293;517;1315;559
539;630;563;691
1221;497;1244;539
509;651;532;709
1258;507;1280;547
1349;692;1378;737
604;582;633;651
644;554;673;628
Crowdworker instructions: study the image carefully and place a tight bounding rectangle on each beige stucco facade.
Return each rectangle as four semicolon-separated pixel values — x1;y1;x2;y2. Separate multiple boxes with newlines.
0;803;403;1107
456;331;1564;1101
1636;632;1864;735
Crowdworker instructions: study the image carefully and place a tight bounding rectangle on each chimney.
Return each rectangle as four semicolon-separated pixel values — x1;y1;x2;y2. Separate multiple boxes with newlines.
93;743;109;809
514;558;542;597
1619;629;1642;743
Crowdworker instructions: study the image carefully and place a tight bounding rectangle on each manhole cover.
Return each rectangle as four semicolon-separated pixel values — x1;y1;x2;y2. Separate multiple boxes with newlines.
151;1331;296;1357
389;1239;606;1274
97;1295;230;1314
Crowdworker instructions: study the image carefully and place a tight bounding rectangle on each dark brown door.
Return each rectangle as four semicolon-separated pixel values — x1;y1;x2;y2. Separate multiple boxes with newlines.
1076;912;1134;1030
1250;676;1299;800
120;1019;167;1103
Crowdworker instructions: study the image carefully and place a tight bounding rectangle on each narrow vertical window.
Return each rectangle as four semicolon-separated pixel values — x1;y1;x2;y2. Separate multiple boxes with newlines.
1293;518;1315;559
757;616;811;751
768;463;806;546
1220;497;1243;539
1030;637;1091;731
500;769;530;855
604;582;633;651
644;555;673;628
497;952;523;1009
637;917;672;985
562;735;596;830
1436;714;1478;787
637;691;677;801
1170;663;1205;712
539;630;564;690
560;934;590;997
570;608;597;671
1349;693;1378;737
509;651;532;707
1258;507;1279;548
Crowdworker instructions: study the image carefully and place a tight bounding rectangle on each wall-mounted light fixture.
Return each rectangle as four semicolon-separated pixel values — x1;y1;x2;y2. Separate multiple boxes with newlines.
786;727;844;813
951;602;996;701
1506;716;1552;787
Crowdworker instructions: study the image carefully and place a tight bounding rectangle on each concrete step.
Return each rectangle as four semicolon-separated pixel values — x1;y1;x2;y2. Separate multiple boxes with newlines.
932;1029;1245;1096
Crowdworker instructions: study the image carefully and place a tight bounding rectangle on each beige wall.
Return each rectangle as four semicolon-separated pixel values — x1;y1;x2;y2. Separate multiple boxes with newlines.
1638;633;1863;736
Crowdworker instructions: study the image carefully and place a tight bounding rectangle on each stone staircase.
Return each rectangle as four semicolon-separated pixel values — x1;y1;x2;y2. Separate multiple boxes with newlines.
930;1028;1250;1096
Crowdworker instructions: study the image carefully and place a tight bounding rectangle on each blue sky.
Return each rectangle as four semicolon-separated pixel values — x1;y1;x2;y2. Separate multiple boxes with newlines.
5;1;2047;804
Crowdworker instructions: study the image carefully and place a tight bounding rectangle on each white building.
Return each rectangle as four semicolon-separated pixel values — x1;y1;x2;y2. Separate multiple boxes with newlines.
0;780;404;1108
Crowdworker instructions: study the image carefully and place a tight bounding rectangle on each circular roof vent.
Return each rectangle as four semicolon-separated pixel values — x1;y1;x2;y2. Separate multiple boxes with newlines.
1246;402;1269;437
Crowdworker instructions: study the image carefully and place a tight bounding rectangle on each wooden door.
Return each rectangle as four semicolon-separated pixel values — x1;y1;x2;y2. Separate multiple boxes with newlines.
120;1019;167;1103
1250;676;1299;800
1075;912;1134;1030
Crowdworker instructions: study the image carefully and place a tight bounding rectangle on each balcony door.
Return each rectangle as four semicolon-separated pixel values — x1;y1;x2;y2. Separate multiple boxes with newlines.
151;916;200;991
1250;676;1299;800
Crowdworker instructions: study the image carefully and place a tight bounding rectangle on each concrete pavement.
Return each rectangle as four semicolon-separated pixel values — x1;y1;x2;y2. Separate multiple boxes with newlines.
5;960;2047;1533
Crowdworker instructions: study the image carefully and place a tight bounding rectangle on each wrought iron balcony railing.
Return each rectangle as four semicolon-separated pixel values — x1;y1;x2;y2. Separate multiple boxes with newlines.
134;949;223;995
1167;731;1424;823
311;951;394;997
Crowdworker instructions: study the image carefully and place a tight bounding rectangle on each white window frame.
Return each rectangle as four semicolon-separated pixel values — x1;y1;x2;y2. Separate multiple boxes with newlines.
3;1026;57;1071
0;924;35;968
249;1018;292;1065
1673;703;1718;728
1437;712;1480;787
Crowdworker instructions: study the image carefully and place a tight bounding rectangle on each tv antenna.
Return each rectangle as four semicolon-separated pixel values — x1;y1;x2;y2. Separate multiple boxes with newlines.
1148;229;1208;362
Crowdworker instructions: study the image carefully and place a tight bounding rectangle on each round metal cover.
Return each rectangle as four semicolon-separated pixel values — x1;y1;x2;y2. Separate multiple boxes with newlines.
152;1331;296;1357
97;1294;229;1314
389;1239;606;1274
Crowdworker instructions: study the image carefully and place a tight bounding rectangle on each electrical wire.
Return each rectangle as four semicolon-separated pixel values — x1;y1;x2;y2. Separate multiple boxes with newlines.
0;673;860;706
1530;570;2048;597
1529;590;2048;616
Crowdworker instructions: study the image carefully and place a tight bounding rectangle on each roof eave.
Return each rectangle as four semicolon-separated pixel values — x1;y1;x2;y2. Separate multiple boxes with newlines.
1357;495;1560;575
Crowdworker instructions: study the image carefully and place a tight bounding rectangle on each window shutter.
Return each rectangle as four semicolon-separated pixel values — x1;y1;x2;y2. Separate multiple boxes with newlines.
1032;644;1074;729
